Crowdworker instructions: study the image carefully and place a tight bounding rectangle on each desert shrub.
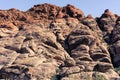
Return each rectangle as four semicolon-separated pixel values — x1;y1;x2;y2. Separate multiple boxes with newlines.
51;75;58;80
93;72;106;80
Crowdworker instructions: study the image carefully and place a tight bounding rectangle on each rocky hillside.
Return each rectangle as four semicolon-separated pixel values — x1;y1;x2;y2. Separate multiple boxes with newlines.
0;3;120;80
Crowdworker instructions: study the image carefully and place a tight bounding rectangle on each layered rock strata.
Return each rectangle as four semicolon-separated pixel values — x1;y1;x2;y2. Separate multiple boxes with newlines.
0;3;119;80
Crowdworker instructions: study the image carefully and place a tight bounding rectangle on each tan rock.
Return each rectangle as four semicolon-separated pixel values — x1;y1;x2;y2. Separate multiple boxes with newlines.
0;3;119;80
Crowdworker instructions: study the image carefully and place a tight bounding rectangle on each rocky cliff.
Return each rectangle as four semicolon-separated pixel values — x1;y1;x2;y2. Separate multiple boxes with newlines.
0;3;120;80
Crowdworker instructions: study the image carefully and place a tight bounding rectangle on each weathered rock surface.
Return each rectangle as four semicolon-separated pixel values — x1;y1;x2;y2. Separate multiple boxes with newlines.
0;3;120;80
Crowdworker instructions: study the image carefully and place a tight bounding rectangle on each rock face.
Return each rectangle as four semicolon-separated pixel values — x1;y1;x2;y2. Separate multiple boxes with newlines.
0;3;120;80
28;3;85;20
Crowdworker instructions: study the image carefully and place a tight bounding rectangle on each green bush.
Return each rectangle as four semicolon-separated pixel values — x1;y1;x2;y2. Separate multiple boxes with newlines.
51;75;58;80
96;75;106;80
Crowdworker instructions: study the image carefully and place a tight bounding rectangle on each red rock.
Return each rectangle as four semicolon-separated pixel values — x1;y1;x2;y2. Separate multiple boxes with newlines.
101;9;115;18
0;3;119;80
28;3;85;20
65;4;85;18
87;14;94;19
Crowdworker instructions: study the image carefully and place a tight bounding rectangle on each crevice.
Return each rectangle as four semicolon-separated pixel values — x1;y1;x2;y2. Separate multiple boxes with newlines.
44;41;58;49
64;36;71;55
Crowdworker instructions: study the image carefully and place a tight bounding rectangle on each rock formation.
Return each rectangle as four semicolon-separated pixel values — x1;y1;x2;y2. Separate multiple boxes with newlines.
0;3;119;80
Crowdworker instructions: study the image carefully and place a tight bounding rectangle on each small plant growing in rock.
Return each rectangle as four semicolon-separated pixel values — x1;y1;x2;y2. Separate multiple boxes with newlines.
51;68;61;80
51;75;58;80
96;75;106;80
93;72;106;80
114;67;120;76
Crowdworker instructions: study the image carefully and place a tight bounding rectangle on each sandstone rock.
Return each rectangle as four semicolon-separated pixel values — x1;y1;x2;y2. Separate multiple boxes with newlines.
61;21;116;79
109;19;120;67
0;9;29;22
87;14;94;19
93;62;113;72
0;47;19;69
64;4;85;19
0;3;119;80
97;9;118;43
0;65;30;80
28;3;85;20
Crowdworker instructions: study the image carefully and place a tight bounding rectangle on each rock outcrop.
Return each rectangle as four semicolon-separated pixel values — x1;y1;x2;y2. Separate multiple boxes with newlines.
0;3;119;80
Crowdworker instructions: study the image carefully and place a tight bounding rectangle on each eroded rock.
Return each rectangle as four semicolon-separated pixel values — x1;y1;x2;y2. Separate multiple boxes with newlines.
0;3;119;80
